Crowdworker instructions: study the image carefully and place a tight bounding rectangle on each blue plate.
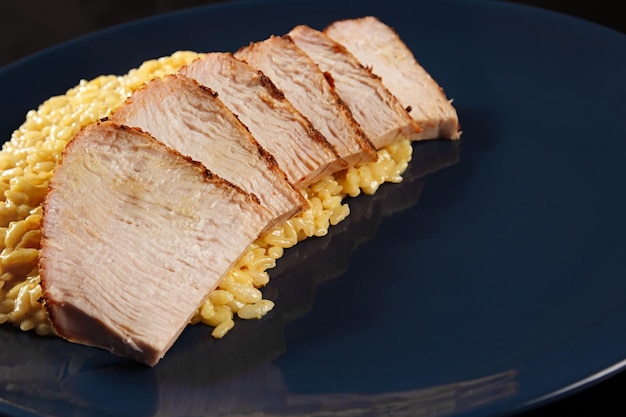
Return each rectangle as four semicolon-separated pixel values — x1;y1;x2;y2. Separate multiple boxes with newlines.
1;0;626;416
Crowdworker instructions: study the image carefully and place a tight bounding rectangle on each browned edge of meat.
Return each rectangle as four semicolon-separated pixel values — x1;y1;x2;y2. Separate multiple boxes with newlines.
39;120;272;366
180;52;347;189
289;25;422;150
324;16;461;140
235;35;378;168
255;64;349;180
110;73;307;228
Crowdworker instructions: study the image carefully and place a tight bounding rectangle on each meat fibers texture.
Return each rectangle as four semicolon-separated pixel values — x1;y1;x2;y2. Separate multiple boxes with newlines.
180;52;346;188
39;121;272;366
289;25;422;149
324;16;461;140
235;35;377;167
110;74;307;229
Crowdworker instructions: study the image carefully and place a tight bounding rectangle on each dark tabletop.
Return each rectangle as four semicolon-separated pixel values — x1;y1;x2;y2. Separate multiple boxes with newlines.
1;1;625;416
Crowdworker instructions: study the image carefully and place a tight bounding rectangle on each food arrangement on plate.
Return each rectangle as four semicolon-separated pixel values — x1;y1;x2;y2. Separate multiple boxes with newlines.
0;16;460;366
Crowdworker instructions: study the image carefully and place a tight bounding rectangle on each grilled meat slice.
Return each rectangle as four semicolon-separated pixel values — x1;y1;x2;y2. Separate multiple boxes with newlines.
40;121;272;366
110;74;306;228
324;16;460;140
289;25;422;149
235;35;377;167
180;52;346;189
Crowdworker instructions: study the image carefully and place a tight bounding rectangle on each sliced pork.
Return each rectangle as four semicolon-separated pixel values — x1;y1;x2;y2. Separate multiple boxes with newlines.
288;25;422;149
235;35;377;167
180;53;346;188
324;16;460;140
40;121;272;366
110;74;306;228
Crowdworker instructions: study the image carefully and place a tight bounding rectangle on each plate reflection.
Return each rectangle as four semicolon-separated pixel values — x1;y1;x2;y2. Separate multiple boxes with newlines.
0;140;516;417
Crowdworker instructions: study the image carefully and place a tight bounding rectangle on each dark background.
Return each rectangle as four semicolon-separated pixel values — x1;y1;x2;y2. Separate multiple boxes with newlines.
0;1;625;416
1;0;625;69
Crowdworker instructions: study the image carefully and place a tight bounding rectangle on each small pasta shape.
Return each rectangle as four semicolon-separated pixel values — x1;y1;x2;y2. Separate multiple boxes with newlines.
0;49;414;341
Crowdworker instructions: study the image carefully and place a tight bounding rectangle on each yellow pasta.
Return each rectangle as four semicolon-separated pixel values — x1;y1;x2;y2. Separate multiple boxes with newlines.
0;50;413;339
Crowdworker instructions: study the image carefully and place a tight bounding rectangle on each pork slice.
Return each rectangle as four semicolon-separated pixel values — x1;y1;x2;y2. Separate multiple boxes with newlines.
324;16;460;140
40;121;272;366
235;35;377;167
288;25;422;149
180;52;346;189
110;74;306;228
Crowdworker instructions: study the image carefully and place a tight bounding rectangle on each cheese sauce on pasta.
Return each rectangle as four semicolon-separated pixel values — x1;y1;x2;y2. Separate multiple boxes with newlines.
0;51;412;338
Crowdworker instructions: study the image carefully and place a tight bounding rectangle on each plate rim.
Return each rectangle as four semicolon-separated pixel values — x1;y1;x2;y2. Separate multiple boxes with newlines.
1;1;626;417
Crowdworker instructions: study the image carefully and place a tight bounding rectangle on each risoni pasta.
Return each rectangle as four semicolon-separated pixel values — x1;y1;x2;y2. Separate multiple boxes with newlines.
0;51;413;339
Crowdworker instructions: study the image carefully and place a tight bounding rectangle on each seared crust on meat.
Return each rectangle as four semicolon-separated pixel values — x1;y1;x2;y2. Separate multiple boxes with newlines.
258;71;285;100
254;66;342;169
289;25;422;149
236;35;377;167
181;52;347;187
324;16;460;140
110;74;307;227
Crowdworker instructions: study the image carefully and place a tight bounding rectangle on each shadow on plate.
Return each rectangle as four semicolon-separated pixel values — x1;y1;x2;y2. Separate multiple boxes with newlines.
0;140;517;417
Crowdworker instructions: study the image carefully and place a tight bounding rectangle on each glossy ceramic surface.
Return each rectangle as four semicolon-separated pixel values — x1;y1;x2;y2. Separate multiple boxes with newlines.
1;0;626;416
